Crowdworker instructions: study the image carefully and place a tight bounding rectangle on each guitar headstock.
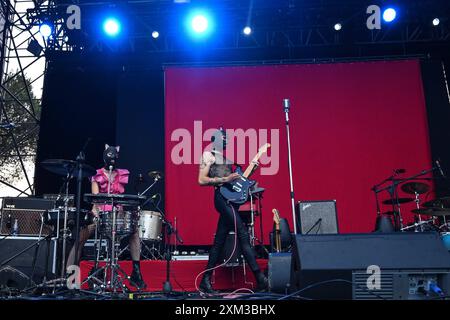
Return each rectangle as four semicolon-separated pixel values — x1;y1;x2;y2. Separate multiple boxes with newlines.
272;208;281;225
258;143;271;155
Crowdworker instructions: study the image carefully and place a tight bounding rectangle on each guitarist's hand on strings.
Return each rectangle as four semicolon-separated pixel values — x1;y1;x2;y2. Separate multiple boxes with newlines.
224;172;241;183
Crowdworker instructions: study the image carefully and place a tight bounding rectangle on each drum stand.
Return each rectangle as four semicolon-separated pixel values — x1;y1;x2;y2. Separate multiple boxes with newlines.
118;239;162;260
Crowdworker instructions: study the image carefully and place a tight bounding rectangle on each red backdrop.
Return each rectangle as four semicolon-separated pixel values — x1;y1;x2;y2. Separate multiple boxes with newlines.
164;60;432;245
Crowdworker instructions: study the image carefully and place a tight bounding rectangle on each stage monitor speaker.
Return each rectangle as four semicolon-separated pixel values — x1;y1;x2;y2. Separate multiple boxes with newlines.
1;197;54;236
268;252;292;294
296;200;338;235
290;233;450;300
0;265;33;291
0;237;58;286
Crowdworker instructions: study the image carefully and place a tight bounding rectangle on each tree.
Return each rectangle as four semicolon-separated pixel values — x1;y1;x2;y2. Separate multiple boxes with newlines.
0;71;41;187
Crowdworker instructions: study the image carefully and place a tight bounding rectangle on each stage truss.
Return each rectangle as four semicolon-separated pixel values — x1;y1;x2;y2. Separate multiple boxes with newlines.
0;0;54;196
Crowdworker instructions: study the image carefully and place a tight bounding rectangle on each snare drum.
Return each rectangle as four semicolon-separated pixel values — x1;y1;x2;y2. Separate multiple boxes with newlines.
442;232;450;251
99;210;138;237
138;210;162;241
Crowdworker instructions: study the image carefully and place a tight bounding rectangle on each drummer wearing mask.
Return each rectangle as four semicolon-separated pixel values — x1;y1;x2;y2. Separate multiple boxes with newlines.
66;144;147;290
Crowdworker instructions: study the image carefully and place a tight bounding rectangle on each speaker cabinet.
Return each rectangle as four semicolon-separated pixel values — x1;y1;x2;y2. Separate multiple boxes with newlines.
268;252;292;294
290;233;450;300
296;200;338;234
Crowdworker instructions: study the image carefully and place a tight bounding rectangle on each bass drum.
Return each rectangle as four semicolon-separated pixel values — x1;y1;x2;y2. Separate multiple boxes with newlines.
138;210;162;241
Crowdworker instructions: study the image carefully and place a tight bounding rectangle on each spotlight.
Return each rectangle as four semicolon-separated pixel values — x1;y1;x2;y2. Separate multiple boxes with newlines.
39;23;52;38
103;17;121;37
191;14;208;33
383;8;397;23
186;10;214;39
152;31;160;39
27;39;43;57
334;23;342;31
243;26;252;35
433;18;440;26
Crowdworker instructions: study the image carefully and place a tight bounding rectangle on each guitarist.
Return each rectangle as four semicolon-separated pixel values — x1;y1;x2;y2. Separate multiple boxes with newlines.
197;127;268;293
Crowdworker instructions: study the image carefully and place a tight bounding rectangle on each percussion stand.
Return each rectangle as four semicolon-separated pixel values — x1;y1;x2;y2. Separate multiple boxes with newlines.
60;173;72;280
414;191;424;232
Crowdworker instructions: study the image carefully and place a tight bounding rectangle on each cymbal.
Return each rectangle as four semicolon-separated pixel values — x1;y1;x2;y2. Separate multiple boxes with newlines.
382;198;415;205
401;182;430;195
412;208;450;217
84;193;147;206
41;159;96;178
148;171;163;180
423;197;450;209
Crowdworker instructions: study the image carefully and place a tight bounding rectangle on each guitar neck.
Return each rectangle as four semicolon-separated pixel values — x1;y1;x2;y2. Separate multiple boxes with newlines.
242;143;270;178
243;154;262;178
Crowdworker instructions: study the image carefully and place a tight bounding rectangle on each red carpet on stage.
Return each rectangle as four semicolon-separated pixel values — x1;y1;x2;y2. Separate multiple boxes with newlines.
80;259;268;292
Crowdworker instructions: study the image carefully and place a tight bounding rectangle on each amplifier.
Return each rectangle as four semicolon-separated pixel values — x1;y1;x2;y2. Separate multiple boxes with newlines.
296;200;338;234
1;197;55;236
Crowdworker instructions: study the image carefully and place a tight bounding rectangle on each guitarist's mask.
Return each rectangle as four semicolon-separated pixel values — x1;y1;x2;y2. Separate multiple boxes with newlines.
103;144;120;169
211;127;228;152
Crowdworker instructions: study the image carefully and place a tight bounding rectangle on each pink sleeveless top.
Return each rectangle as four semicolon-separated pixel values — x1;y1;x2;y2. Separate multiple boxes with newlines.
91;168;129;211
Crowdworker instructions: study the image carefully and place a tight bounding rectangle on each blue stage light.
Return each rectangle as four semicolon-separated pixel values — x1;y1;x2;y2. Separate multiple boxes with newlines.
39;23;52;38
103;17;121;37
243;26;252;35
383;8;397;23
186;10;214;39
192;14;209;33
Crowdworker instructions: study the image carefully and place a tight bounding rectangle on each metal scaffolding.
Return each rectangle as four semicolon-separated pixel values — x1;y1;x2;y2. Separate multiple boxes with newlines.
0;0;51;196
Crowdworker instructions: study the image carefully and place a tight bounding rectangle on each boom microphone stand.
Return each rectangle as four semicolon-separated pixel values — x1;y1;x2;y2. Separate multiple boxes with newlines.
283;99;298;234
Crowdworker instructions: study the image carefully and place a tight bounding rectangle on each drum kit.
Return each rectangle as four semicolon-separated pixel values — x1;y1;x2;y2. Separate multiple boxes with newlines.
39;157;169;294
372;163;450;251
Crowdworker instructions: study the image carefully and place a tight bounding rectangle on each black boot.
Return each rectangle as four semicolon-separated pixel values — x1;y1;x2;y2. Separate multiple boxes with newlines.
129;261;147;290
254;271;268;292
199;272;218;294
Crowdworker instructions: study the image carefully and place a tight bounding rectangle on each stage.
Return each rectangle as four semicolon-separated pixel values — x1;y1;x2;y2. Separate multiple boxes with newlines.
79;259;268;293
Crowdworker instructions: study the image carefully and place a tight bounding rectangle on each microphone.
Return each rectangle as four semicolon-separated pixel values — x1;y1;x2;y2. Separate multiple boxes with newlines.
436;160;446;178
283;99;290;112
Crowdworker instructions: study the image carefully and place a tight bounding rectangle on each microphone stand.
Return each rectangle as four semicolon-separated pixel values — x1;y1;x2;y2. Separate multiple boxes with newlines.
162;218;184;294
73;139;91;268
148;196;183;294
283;99;298;234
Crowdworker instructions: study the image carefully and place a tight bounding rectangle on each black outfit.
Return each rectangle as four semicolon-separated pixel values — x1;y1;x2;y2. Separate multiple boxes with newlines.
205;190;261;273
200;152;266;293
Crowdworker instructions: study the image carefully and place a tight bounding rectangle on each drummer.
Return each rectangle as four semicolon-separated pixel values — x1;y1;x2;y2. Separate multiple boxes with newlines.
66;144;147;290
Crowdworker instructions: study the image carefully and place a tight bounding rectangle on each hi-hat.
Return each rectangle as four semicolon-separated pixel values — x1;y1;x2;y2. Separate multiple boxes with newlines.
148;171;163;180
41;159;96;178
401;182;430;195
412;208;450;217
423;197;450;209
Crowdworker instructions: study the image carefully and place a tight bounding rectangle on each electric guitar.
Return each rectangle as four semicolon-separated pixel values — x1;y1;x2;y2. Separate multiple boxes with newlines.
219;143;270;204
272;209;282;252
